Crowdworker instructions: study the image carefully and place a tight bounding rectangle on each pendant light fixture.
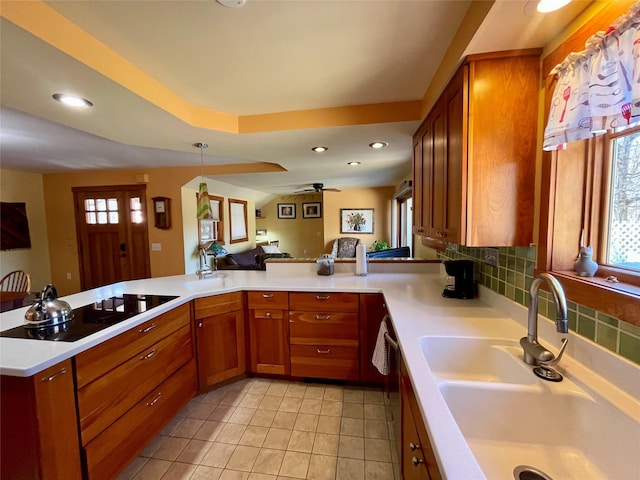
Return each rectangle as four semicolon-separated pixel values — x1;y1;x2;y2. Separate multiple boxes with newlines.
195;142;215;220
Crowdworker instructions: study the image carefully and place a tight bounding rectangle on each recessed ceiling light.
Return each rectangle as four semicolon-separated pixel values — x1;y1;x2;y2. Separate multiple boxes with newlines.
52;93;93;108
536;0;571;13
369;141;388;149
347;161;361;166
311;146;328;153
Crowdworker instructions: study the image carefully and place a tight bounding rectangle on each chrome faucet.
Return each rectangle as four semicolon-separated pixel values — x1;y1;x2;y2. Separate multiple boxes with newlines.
520;272;569;380
196;244;215;279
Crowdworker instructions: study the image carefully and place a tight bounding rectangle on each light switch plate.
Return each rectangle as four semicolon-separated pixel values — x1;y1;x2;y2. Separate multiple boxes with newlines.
151;243;162;251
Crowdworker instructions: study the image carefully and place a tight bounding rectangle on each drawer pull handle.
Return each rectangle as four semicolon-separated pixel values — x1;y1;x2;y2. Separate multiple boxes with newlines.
315;314;330;320
41;367;67;382
198;322;203;328
266;312;272;317
147;392;162;407
412;456;423;467
139;323;157;334
409;442;420;451
140;349;157;360
316;295;330;300
262;293;274;298
316;348;331;354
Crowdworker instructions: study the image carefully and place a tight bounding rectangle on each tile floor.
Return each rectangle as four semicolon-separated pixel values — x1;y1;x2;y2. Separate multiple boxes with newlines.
118;377;399;480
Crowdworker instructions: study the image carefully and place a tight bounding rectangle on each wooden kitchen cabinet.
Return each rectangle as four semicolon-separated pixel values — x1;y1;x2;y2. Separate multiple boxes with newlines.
195;292;246;388
359;293;391;384
413;50;540;249
1;359;82;480
400;359;442;480
289;292;359;380
247;291;290;375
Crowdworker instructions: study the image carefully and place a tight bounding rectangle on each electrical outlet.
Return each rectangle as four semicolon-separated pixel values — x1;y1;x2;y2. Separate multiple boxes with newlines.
484;247;499;267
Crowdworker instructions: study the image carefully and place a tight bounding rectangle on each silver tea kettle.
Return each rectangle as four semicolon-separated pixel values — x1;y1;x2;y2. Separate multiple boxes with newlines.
24;284;74;329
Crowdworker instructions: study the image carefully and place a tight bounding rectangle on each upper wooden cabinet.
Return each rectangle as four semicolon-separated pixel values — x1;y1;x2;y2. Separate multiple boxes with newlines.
413;50;540;249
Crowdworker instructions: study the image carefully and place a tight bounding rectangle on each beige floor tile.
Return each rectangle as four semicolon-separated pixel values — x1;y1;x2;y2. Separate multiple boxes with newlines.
201;389;226;405
320;400;343;417
307;454;337;480
312;433;339;456
239;426;269;447
200;442;237;469
160;416;185;436
226;445;261;472
219;470;250;480
363;391;385;405
194;420;225;442
364;420;388;439
299;399;322;415
220;391;246;406
278;396;302;413
132;458;172;480
294;413;319;432
287;430;315;453
260;395;284;411
316;416;341;435
240;393;266;409
160;462;197;480
176;439;213;464
229;407;258;425
248;381;272;395
279;451;310;479
364;461;393;480
303;385;326;400
284;383;307;398
272;411;297;429
336;457;364;480
364;438;391;462
217;423;247;444
117;457;147;479
188;402;217;420
252;448;285;475
210;405;237;422
341;403;364;419
248;474;277;480
263;428;292;450
266;382;289;396
140;435;167;458
363;404;386;421
152;436;189;461
323;387;344;402
190;465;223;480
338;436;364;459
171;418;206;439
340;418;364;437
250;409;277;428
343;389;364;404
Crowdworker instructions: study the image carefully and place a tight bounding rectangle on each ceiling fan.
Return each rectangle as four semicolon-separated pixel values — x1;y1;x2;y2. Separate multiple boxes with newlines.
294;183;341;193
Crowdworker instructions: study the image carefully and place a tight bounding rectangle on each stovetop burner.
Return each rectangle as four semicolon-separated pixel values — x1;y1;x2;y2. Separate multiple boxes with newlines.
0;294;178;342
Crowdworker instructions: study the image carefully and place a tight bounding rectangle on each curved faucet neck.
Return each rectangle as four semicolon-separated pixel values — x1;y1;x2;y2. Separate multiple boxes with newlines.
527;273;568;342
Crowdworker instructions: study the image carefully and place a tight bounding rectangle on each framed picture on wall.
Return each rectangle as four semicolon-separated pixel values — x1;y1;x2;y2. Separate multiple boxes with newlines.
302;202;322;219
278;203;296;219
340;208;374;234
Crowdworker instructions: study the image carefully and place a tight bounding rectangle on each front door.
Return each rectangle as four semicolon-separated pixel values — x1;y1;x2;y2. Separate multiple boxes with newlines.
73;185;151;290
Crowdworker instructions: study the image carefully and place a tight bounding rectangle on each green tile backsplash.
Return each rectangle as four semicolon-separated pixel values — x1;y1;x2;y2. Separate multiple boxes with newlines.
437;244;640;366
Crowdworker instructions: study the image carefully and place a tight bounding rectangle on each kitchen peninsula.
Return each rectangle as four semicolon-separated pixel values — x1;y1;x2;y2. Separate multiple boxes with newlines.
1;265;638;480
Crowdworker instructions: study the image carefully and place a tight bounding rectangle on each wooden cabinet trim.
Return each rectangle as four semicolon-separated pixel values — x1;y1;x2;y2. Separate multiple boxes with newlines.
289;292;359;312
195;291;243;319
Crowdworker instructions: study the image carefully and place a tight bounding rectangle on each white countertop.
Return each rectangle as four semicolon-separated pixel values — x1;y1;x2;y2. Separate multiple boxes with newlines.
2;265;638;479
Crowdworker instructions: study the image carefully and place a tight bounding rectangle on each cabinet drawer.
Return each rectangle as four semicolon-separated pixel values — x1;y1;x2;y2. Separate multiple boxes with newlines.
75;303;190;388
84;359;197;480
195;292;243;319
77;324;193;445
291;345;359;380
290;311;358;346
252;309;285;320
289;292;358;312
247;291;289;309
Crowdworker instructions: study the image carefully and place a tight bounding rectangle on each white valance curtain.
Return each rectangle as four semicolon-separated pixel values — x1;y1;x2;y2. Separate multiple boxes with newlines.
543;2;640;151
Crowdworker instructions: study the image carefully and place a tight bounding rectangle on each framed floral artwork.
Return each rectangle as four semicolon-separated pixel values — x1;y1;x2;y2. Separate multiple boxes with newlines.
340;208;374;234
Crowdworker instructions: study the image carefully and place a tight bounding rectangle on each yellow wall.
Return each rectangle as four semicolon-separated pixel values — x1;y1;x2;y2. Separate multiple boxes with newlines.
322;187;395;252
258;193;324;258
0;169;52;290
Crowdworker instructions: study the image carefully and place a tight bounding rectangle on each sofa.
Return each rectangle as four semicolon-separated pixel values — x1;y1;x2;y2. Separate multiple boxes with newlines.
367;246;411;258
217;245;291;270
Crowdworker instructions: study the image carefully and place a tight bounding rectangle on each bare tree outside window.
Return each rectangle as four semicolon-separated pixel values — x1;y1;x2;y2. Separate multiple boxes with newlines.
607;129;640;270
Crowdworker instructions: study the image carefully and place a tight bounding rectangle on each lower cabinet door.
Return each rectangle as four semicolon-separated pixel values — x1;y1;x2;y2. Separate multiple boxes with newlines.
196;310;246;387
84;359;197;480
249;309;290;375
290;344;359;380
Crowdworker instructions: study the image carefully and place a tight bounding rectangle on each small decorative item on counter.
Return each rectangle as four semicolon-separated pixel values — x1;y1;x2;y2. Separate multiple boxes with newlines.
316;254;335;276
574;245;598;277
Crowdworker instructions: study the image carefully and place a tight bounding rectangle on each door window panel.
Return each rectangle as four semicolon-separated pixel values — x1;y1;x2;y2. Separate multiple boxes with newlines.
130;197;144;224
83;197;120;225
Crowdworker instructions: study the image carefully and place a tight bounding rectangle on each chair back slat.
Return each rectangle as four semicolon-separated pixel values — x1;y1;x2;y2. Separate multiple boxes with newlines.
0;270;31;292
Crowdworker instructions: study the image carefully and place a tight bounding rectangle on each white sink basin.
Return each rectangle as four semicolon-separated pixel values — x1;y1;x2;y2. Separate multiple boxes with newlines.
419;336;535;385
182;274;232;291
439;383;640;480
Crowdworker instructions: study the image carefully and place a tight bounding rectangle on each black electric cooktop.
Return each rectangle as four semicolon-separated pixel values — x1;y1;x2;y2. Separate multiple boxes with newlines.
0;294;178;342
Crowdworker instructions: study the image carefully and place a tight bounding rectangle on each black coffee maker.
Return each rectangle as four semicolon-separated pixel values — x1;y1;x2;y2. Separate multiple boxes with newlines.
442;260;475;299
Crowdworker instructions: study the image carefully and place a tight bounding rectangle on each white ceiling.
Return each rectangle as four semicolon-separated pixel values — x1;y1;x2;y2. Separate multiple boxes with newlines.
0;0;591;195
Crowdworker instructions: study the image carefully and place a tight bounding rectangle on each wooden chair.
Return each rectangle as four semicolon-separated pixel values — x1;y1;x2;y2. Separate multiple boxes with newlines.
0;270;31;292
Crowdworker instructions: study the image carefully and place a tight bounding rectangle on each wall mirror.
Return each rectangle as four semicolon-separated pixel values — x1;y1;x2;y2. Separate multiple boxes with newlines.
229;198;248;243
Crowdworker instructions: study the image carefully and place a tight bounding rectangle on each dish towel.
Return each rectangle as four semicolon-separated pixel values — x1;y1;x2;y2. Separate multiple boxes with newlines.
372;318;390;375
